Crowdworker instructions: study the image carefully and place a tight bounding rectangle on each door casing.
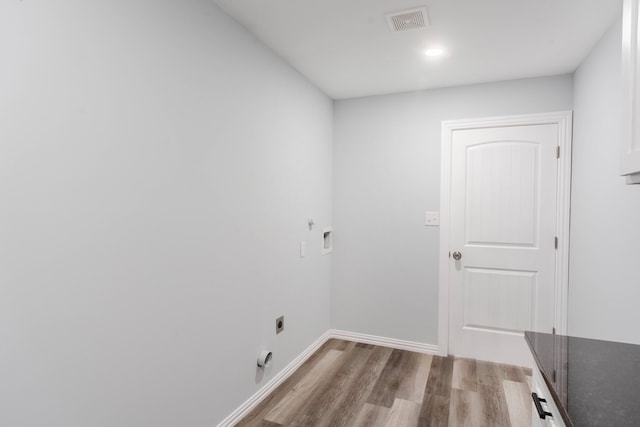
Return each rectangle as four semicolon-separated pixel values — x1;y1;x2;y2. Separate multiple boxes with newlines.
438;111;573;357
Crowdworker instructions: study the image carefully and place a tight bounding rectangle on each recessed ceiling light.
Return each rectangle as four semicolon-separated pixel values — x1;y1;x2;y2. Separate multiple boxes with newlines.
424;48;445;57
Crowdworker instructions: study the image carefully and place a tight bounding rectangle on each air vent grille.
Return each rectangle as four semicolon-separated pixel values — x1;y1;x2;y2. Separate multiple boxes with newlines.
386;7;429;32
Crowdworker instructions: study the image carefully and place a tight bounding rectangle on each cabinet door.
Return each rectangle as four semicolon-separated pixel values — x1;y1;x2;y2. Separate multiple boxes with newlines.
531;368;567;427
531;398;560;427
531;407;545;427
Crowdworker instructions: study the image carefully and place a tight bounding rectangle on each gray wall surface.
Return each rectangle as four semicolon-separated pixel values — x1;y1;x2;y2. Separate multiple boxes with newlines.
332;76;574;345
0;1;333;425
569;18;640;344
2;1;637;425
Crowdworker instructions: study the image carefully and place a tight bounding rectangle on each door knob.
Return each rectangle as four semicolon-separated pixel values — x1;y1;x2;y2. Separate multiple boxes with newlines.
452;251;462;260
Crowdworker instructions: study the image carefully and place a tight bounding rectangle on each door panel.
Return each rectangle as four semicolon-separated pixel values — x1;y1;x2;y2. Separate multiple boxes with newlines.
463;267;535;332
466;142;539;247
449;124;558;366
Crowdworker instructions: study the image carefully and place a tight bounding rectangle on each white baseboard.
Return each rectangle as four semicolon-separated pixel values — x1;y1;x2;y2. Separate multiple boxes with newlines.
217;329;438;426
328;329;439;355
216;330;331;427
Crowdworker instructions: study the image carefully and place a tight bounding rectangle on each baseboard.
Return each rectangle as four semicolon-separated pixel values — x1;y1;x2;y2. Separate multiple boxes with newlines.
329;329;439;355
216;330;331;427
217;329;438;426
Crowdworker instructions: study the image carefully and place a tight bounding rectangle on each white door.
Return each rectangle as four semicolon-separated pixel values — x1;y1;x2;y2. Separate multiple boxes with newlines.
448;123;559;366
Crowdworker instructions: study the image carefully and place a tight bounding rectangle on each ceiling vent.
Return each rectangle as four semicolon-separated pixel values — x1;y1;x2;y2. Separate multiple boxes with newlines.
385;6;429;33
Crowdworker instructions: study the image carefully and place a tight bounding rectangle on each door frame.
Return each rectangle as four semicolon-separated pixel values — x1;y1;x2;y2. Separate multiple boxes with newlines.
437;111;573;357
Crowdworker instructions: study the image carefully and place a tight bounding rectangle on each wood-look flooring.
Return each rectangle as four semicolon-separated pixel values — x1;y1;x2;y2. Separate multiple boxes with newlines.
237;339;532;427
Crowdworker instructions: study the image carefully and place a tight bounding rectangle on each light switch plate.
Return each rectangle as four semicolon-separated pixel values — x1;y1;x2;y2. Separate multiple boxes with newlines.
425;211;440;226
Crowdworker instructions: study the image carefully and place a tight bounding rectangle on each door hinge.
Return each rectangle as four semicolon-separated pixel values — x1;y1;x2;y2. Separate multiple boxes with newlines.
552;369;557;382
554;236;558;249
556;146;560;159
552;327;556;335
448;251;451;258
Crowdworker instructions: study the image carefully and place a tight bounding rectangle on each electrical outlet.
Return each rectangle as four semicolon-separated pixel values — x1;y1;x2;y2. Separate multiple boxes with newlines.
276;316;284;334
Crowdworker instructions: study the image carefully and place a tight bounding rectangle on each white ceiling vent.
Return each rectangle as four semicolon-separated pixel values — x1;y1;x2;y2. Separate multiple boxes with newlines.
385;6;429;33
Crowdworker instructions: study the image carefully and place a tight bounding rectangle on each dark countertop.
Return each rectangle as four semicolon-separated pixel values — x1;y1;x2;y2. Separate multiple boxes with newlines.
525;331;640;427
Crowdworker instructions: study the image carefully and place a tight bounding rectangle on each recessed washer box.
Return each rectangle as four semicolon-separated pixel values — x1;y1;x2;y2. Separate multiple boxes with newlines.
322;227;333;255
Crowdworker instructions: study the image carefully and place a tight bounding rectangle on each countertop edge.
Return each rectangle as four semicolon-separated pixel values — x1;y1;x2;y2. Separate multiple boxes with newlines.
524;332;574;427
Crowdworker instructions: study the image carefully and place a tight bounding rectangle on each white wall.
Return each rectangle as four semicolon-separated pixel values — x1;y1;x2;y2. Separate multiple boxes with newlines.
0;1;332;426
332;76;574;345
569;18;640;344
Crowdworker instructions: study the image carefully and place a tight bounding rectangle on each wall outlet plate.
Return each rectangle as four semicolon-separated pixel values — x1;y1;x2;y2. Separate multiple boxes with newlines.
276;316;284;334
300;241;306;258
425;211;440;226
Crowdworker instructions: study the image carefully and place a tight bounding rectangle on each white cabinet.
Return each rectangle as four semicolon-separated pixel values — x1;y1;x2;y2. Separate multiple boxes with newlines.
530;367;567;427
621;0;640;183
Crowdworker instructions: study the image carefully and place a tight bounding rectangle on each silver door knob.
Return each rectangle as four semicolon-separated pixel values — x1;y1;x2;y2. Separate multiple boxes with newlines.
452;251;462;260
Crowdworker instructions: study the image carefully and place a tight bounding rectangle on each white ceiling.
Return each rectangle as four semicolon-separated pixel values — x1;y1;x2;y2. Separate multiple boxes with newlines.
211;0;622;100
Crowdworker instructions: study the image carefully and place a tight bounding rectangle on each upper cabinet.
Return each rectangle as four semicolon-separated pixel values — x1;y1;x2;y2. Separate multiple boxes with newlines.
622;0;640;184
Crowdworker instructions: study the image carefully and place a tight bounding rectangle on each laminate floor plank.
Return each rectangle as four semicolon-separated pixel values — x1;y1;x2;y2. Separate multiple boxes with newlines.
251;421;283;427
350;403;389;427
449;388;483;427
425;355;454;397
235;339;532;427
451;357;478;392
503;379;532;427
263;349;345;424
384;398;421;426
320;346;393;427
324;338;352;351
355;342;375;350
418;393;450;427
498;363;528;383
478;383;512;427
476;360;504;390
367;349;428;407
396;353;432;404
288;346;371;426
